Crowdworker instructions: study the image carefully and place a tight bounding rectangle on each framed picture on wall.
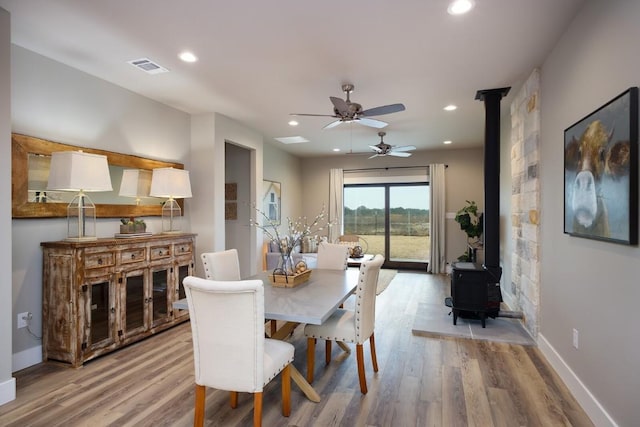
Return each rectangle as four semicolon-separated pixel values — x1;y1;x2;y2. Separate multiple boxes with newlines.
262;180;281;225
564;87;638;245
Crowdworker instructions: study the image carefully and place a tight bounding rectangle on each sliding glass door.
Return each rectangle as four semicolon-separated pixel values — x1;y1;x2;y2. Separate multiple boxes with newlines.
344;183;429;269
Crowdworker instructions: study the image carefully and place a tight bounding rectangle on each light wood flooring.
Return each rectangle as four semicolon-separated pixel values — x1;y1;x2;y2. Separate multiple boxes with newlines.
0;272;594;426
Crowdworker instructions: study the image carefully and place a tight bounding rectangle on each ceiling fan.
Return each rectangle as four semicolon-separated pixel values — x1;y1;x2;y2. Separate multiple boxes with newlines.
369;132;416;158
291;83;405;129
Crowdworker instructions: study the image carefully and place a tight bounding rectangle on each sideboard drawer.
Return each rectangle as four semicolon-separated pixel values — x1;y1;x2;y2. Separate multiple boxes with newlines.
85;252;115;269
175;241;193;256
121;247;147;265
151;245;172;260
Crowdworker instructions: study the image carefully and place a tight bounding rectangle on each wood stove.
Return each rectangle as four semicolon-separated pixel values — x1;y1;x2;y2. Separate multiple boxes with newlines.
449;262;502;328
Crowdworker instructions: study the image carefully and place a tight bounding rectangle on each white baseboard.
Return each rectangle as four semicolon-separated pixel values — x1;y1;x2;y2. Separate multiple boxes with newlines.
0;377;16;406
538;334;618;427
12;344;42;373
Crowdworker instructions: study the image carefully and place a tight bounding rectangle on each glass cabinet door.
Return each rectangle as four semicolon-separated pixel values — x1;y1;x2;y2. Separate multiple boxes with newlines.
121;269;148;338
151;268;170;327
81;278;116;354
174;261;193;320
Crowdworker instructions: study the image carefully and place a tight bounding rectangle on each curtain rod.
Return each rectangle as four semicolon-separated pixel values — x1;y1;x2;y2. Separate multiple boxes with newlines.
343;164;448;172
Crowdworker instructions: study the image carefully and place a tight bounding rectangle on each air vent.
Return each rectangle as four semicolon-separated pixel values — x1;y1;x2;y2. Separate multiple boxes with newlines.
127;58;169;74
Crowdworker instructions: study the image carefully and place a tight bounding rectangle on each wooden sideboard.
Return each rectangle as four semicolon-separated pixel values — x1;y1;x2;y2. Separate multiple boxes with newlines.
41;233;196;367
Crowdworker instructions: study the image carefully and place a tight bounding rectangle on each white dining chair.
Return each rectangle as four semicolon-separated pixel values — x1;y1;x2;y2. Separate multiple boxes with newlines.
183;276;294;427
304;254;384;394
201;249;241;280
316;242;350;270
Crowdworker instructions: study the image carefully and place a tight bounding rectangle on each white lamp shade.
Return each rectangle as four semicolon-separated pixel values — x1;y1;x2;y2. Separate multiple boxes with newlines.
119;169;152;197
47;151;113;192
150;167;192;198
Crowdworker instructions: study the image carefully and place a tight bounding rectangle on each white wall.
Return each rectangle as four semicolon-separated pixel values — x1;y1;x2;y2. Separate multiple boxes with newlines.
539;1;640;425
0;7;16;405
299;147;485;264
10;46;190;371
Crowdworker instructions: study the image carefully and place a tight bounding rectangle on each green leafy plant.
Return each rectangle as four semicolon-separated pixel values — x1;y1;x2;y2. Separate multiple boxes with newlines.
454;200;483;261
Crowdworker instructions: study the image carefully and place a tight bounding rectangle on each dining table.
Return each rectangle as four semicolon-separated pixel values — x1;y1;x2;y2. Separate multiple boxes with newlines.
173;267;361;402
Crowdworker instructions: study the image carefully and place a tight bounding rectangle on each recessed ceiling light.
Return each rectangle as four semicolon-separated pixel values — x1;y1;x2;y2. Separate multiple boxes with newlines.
444;104;457;111
179;51;198;63
447;0;475;15
288;120;299;126
443;140;453;145
274;136;309;144
333;148;340;152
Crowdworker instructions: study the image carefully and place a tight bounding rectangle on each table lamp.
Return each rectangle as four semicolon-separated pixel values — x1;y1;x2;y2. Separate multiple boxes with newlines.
46;151;113;241
149;167;192;233
119;169;152;205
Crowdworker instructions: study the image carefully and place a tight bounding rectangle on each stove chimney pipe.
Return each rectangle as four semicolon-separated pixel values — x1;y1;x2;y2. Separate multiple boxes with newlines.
475;87;510;276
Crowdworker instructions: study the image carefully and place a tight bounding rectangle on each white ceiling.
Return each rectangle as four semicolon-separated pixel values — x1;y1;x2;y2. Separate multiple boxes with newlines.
0;0;585;157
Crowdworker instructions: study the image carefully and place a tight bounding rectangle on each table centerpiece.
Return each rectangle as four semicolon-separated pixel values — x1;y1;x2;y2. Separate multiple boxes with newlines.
251;205;334;286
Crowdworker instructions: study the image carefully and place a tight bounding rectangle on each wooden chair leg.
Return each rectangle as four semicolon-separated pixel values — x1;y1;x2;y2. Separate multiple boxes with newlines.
270;319;277;336
325;340;332;365
356;344;368;394
194;384;206;427
369;333;379;372
307;337;316;383
230;391;238;408
281;364;291;416
253;392;263;427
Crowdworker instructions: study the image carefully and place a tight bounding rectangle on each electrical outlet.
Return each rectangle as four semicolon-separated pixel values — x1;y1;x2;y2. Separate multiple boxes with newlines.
572;328;579;349
17;312;29;329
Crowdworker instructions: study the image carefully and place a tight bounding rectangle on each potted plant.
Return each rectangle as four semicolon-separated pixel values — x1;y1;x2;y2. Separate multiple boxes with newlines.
454;200;483;261
120;217;146;234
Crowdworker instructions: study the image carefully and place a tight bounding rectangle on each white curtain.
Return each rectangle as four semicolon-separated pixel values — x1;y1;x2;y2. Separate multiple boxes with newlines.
328;168;343;243
428;164;446;273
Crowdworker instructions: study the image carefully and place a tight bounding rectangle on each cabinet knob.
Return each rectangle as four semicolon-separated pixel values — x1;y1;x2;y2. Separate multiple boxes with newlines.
111;307;115;313
98;258;103;265
131;254;135;259
158;251;163;256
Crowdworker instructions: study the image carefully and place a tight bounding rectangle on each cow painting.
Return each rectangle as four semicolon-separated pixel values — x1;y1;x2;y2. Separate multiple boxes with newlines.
564;88;638;244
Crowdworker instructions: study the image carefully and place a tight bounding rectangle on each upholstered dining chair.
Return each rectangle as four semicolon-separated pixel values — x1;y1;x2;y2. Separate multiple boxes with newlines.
201;249;241;280
304;254;384;394
183;276;294;427
316;241;350;270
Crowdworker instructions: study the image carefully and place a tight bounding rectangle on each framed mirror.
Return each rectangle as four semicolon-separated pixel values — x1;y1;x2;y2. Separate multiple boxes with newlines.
12;133;185;218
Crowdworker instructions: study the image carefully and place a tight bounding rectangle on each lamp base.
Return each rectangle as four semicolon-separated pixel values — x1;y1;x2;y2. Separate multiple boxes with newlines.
64;236;99;242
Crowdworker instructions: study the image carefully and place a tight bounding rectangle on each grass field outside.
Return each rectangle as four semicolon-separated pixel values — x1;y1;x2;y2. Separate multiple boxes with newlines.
358;234;430;262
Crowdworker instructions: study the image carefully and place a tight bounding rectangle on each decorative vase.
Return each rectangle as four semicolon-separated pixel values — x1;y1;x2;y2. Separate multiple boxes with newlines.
276;253;295;276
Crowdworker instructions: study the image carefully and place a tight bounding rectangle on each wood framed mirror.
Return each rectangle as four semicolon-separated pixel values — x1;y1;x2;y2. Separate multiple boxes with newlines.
12;133;185;218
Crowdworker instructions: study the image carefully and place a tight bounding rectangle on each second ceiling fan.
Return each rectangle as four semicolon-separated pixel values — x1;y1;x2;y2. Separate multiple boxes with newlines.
369;131;416;158
291;83;405;129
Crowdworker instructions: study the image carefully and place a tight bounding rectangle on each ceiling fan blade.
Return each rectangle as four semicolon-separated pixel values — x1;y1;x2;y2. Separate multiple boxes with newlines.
369;145;383;153
388;151;412;157
368;153;380;159
392;145;416;152
361;103;406;117
290;113;337;117
357;117;388;128
323;119;343;129
329;96;349;116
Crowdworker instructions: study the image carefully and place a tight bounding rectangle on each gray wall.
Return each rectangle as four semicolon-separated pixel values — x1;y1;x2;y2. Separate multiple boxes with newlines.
10;46;190;371
298;147;485;264
263;142;303;225
0;7;15;405
225;143;251;277
539;0;640;425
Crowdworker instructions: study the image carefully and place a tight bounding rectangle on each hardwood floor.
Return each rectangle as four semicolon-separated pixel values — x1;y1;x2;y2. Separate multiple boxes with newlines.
0;272;594;426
